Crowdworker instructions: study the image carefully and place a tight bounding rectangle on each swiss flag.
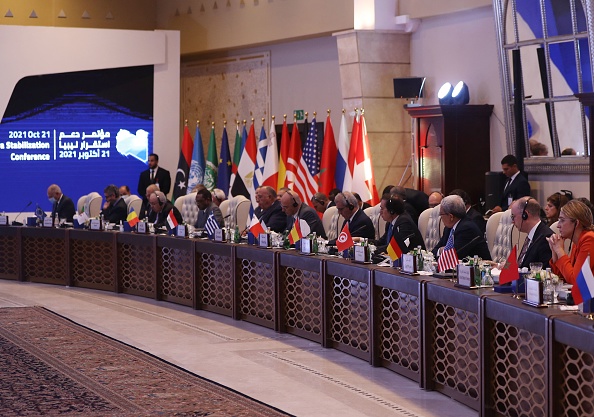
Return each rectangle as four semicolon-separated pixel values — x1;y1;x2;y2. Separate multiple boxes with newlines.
336;222;354;252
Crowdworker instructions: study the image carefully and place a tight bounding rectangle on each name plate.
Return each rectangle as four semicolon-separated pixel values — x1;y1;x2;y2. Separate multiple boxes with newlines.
456;264;475;288
43;217;54;228
214;229;225;242
89;219;102;231
400;253;417;274
301;237;312;254
176;224;186;238
523;279;545;307
353;245;370;263
258;233;271;248
0;215;8;226
137;222;147;234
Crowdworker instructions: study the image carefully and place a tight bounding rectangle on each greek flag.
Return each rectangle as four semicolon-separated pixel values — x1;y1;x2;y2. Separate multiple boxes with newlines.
205;212;219;239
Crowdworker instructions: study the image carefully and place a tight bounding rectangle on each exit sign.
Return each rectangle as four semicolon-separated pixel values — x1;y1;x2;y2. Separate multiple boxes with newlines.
294;110;304;120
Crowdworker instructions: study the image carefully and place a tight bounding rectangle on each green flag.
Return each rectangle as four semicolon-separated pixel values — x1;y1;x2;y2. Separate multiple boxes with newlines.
204;126;218;191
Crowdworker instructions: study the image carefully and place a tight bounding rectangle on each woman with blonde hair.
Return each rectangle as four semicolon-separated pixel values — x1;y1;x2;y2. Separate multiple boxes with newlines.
547;200;594;287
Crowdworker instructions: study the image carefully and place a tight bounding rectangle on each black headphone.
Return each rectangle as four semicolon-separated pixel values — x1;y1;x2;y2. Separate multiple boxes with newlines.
154;191;166;207
521;197;532;221
287;190;298;207
386;197;398;215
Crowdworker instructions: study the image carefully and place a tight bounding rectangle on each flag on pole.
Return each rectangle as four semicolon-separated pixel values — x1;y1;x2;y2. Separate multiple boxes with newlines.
231;122;257;203
574;255;594;305
286;121;300;190
262;120;279;189
249;215;266;237
126;209;139;227
343;110;361;192
204;125;218;191
335;111;351;191
204;212;220;239
217;126;232;194
253;122;269;191
166;209;179;230
288;218;303;244
278;119;290;190
286;121;317;206
499;246;520;284
351;112;379;205
336;222;354;252
319;114;337;195
437;247;459;272
187;123;205;194
386;235;403;261
229;122;243;195
303;116;320;187
172;124;194;201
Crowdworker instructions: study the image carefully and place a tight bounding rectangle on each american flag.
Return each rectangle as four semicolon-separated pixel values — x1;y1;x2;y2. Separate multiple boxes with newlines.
438;247;459;272
204;212;220;239
288;120;318;206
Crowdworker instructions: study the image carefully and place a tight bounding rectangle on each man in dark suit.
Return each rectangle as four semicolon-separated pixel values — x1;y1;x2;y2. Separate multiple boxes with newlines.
101;184;128;224
374;194;424;254
510;196;553;268
137;153;171;203
492;154;531;212
47;184;75;223
195;188;224;229
254;186;287;233
433;195;491;260
449;189;486;236
390;186;420;224
150;191;183;229
328;191;375;245
139;184;159;222
281;190;326;238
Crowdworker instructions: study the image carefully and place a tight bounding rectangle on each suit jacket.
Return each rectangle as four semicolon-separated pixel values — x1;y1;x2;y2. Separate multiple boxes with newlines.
500;172;530;210
195;202;224;229
467;207;486;236
52;194;75;222
285;204;326;239
328;209;375;245
519;222;554;269
257;200;287;233
432;217;491;260
154;201;183;229
101;197;128;224
137;166;171;198
374;212;424;253
139;200;154;222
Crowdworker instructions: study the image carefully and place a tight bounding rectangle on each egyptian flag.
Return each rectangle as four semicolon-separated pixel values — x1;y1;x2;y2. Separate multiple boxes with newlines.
231;122;257;201
172;124;194;202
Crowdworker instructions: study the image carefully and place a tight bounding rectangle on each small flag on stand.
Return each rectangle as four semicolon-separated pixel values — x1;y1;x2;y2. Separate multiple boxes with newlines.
126;209;139;228
499;246;519;284
288;218;303;245
437;247;459;272
204;212;219;239
336;223;354;252
35;204;47;220
249;215;266;238
575;255;594;305
386;235;403;262
166;210;178;230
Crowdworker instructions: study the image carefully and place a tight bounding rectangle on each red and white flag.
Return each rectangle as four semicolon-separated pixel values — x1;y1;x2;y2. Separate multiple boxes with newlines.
350;112;379;206
336;222;354;252
166;210;178;230
249;215;266;237
286;121;317;206
437;247;459;272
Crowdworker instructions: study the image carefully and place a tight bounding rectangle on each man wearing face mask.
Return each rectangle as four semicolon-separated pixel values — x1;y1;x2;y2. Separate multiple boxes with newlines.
47;184;76;223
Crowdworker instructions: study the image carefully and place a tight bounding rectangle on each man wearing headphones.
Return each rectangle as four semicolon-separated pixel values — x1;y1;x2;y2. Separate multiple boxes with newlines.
101;184;128;224
374;194;424;254
329;191;375;244
139;184;159;222
149;191;183;229
280;190;326;238
510;196;553;268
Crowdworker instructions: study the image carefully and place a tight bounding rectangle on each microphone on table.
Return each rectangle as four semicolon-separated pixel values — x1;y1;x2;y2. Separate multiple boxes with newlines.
12;201;32;226
455;235;482;256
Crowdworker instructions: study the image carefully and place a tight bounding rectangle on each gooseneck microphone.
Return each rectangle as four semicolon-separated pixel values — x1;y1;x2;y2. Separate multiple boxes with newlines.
12;201;32;226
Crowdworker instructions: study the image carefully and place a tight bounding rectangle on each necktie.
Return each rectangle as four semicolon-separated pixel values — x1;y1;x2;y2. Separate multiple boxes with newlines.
386;223;394;244
504;177;511;191
518;237;531;265
444;229;455;251
150;169;154;181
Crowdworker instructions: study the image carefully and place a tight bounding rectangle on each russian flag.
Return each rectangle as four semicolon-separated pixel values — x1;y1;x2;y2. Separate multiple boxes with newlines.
575;255;594;305
334;111;350;191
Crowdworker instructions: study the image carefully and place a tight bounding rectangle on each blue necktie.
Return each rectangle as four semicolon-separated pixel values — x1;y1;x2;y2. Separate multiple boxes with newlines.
444;229;455;251
386;223;393;244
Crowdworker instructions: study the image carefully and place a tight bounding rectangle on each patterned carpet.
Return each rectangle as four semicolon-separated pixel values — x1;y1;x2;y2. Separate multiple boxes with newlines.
0;307;291;416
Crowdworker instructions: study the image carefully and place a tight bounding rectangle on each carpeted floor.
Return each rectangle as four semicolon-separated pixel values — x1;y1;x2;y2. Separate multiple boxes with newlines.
0;307;291;416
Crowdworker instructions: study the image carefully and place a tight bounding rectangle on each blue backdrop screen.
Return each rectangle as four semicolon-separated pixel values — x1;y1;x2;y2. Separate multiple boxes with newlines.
0;66;154;213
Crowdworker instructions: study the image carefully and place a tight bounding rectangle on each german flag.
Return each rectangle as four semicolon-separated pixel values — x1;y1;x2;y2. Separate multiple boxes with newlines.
386;235;403;261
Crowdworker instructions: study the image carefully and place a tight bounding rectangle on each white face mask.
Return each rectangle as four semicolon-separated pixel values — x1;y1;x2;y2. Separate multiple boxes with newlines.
49;197;56;205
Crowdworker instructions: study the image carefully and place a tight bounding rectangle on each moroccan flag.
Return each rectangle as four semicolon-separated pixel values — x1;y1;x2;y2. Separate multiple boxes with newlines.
231;122;257;202
437;247;459;273
204;125;218;191
172;124;194;202
499;246;520;284
319;114;337;195
278;119;290;190
574;256;594;305
288;218;303;244
335;111;351;191
166;209;178;230
126;209;139;228
249;215;266;237
187;122;205;194
262;120;279;189
336;222;354;252
351;113;379;205
386;235;403;262
217;126;232;194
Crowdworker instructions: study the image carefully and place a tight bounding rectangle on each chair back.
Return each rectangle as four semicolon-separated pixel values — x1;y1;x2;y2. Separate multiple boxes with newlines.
364;205;384;240
323;206;345;241
489;209;527;262
423;205;443;252
227;195;250;230
218;200;230;220
174;193;198;225
85;192;102;218
77;195;86;214
126;195;143;217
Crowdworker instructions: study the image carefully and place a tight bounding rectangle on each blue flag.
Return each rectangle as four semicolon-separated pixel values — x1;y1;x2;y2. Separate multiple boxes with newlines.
35;204;47;220
217;126;232;194
187;124;205;194
204;212;219;239
253;125;268;193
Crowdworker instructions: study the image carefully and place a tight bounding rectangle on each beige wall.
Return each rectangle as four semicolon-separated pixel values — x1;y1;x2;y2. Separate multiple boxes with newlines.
399;0;492;19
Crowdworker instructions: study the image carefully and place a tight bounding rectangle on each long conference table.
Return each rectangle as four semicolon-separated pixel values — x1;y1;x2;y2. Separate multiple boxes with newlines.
1;226;593;417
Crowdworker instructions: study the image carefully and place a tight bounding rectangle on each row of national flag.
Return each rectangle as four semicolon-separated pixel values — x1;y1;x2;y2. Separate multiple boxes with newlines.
171;110;379;207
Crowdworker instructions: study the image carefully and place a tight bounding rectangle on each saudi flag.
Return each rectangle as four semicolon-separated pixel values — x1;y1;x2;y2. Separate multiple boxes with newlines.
204;125;218;191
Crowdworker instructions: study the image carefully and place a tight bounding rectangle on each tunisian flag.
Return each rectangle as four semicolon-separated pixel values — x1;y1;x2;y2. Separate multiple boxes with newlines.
172;124;194;202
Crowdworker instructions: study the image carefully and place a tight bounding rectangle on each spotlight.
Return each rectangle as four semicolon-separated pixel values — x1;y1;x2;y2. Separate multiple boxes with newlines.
451;81;469;105
438;82;452;105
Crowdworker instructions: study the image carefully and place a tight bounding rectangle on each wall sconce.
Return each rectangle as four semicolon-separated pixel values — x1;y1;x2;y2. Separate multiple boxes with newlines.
438;81;469;105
